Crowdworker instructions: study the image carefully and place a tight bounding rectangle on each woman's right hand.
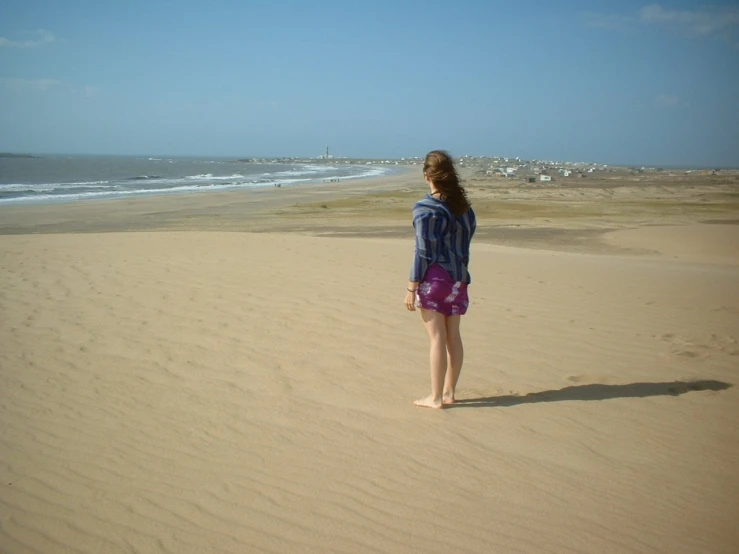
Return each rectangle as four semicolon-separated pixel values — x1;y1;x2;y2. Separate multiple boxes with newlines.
405;290;416;311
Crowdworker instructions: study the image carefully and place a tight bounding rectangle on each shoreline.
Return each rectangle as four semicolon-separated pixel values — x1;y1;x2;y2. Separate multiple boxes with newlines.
0;161;410;206
0;170;417;233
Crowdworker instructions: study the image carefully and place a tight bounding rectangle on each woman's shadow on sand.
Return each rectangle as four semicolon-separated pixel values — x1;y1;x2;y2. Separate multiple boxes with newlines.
451;380;732;408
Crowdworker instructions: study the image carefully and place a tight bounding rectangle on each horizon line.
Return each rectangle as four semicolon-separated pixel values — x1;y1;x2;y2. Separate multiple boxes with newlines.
1;151;737;171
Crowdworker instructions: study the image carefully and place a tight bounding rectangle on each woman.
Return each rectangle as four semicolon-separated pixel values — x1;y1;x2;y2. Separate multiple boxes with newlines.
405;150;476;409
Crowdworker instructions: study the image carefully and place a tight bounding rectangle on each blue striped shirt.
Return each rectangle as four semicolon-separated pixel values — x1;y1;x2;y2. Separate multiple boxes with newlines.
410;194;476;284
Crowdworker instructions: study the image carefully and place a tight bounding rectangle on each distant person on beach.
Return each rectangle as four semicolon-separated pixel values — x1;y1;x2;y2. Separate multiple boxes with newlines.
405;151;476;408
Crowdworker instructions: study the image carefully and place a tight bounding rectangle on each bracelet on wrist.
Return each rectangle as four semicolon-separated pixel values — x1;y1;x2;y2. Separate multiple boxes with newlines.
407;288;417;293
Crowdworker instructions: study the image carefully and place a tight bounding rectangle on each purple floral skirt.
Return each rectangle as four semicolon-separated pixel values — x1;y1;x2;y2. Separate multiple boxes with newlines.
416;263;469;316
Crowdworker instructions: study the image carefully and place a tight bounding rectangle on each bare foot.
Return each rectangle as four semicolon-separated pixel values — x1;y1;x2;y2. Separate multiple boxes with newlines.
413;395;444;409
442;393;455;405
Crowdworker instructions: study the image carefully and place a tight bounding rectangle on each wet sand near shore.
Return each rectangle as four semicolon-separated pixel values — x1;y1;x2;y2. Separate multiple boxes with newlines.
2;167;737;255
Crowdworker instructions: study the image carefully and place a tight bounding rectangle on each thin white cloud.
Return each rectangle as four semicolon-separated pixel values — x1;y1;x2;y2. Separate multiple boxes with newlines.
0;29;56;48
655;94;680;108
583;4;739;40
640;4;739;38
2;78;63;91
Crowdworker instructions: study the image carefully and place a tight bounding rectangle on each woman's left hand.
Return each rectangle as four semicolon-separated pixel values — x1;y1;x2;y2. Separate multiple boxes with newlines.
405;290;416;311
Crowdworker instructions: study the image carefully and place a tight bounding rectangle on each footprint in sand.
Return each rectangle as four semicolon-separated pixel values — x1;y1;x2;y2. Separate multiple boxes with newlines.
657;333;737;359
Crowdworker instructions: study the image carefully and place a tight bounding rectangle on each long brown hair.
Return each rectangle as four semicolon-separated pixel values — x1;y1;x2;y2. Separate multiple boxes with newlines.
423;150;470;216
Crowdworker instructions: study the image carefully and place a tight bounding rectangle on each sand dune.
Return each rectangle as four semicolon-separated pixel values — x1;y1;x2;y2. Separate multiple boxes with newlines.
1;226;737;553
604;223;739;264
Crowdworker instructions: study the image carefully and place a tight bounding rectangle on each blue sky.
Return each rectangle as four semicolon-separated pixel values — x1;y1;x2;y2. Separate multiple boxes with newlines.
1;0;738;166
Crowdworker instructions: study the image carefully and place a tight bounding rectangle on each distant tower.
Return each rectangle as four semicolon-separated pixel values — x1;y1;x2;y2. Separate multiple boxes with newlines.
325;144;329;159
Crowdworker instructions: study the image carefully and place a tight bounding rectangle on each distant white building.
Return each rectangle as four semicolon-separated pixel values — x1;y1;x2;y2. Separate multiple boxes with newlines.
539;175;552;182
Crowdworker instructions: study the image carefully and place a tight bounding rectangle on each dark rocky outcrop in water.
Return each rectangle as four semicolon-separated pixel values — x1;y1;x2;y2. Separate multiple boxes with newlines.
0;153;41;158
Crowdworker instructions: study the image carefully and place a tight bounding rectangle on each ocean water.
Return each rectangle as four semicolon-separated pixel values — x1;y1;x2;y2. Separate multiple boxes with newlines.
0;155;394;204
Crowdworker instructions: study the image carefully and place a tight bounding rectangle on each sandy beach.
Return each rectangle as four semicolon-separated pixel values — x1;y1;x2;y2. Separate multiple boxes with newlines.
1;169;738;553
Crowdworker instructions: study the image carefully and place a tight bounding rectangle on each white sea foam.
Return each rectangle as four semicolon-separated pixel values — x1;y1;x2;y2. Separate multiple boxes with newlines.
0;162;398;204
1;180;292;203
184;173;244;180
0;180;111;192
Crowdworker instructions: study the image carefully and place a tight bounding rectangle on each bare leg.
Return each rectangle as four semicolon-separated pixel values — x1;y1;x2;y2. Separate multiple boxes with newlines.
443;315;463;404
414;309;447;409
